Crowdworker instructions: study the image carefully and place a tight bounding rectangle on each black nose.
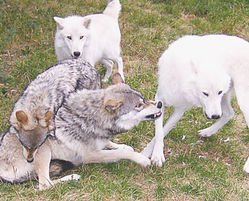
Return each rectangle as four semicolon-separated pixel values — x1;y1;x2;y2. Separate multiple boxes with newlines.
27;158;34;163
157;101;163;109
211;114;220;119
73;51;80;57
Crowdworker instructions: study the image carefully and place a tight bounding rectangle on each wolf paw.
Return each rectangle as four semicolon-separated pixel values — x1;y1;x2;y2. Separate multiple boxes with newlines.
117;144;134;152
38;181;53;191
61;174;81;182
137;155;151;167
151;146;165;167
198;127;216;137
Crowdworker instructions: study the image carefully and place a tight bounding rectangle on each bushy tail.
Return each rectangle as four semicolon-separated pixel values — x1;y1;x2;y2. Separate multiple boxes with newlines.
103;0;121;19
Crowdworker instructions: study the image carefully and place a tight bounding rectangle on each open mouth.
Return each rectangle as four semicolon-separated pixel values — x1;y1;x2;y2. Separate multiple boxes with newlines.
145;111;162;120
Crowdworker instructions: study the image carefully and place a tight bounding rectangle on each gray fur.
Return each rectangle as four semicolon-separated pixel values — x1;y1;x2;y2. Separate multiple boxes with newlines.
0;78;162;189
9;58;101;152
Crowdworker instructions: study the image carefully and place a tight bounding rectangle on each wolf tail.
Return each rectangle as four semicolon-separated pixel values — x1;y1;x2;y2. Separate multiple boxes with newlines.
103;0;121;19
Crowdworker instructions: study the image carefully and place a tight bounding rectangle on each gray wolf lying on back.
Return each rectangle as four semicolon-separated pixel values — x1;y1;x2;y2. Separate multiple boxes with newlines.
9;59;100;163
0;73;162;190
141;34;249;169
54;0;124;82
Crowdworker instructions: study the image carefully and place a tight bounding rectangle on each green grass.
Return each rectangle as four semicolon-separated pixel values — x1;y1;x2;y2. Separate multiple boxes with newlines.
0;0;249;200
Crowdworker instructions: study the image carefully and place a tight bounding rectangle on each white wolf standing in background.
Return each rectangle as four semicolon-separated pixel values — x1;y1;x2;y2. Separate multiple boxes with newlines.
54;0;124;82
141;34;249;171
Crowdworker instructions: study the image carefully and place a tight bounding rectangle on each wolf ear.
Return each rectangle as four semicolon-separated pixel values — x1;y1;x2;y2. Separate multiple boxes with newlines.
112;73;124;84
83;18;91;29
54;16;64;30
16;110;28;125
45;111;53;122
104;99;123;113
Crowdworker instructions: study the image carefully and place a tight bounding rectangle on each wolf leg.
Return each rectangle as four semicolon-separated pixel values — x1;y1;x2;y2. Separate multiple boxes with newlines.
244;157;249;173
106;141;134;152
234;85;249;172
150;107;186;167
52;174;81;185
34;145;53;190
142;105;186;166
84;149;150;167
102;59;113;82
199;91;234;137
116;56;125;82
141;100;165;158
235;85;249;126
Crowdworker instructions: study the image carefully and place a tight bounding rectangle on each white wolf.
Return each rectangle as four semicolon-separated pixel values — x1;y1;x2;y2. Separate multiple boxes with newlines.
54;0;124;82
141;34;249;169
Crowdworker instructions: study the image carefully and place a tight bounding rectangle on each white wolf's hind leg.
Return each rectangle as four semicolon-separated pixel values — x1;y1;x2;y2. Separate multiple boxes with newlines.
116;56;125;82
101;59;113;82
199;92;234;137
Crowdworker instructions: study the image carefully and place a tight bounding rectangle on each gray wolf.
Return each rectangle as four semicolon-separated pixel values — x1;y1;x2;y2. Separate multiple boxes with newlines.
0;73;162;190
9;59;100;163
141;34;249;169
54;0;124;82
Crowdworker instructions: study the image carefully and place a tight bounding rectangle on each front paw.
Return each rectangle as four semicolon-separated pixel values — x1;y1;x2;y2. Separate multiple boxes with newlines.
198;127;215;137
38;181;53;191
60;174;81;182
151;145;165;167
117;144;134;152
137;155;151;167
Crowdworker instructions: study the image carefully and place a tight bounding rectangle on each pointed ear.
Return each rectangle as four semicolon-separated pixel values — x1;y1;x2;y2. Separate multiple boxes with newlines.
16;110;28;125
45;111;53;122
104;99;123;113
112;73;124;84
83;18;91;29
54;16;64;29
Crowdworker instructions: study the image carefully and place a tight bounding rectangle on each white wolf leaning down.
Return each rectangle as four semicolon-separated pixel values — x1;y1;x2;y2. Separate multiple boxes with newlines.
141;34;249;169
9;59;101;163
54;0;124;82
0;73;162;190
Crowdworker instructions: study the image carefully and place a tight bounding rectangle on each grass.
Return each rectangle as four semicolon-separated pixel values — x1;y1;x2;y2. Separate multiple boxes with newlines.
0;0;249;200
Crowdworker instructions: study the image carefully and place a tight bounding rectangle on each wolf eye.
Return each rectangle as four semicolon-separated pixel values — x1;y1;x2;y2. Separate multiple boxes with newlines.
136;103;143;108
80;36;84;39
135;102;144;111
202;92;209;97
67;36;72;40
218;91;222;95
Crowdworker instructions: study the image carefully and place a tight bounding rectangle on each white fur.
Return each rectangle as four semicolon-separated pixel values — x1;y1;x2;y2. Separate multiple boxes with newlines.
54;0;124;82
141;34;249;168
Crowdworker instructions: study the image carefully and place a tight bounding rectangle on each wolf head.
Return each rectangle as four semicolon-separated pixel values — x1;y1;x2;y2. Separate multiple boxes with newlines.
104;73;162;131
54;16;91;59
13;109;54;162
194;68;231;119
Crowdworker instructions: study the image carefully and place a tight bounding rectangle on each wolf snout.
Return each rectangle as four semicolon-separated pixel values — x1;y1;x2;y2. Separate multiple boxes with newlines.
205;113;221;120
73;51;81;58
27;158;34;163
211;114;221;119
